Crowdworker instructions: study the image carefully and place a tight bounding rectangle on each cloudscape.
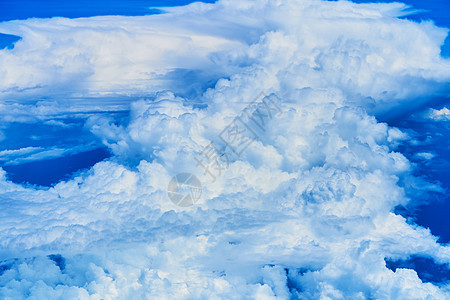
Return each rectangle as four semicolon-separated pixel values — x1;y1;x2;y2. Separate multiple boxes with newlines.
0;0;449;298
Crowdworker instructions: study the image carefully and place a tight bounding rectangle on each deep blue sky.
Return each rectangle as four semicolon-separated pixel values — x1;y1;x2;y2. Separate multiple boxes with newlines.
0;120;112;186
0;0;216;21
391;114;450;244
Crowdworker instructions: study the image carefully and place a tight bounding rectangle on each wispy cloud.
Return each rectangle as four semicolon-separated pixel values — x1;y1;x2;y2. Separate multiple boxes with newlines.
0;144;103;165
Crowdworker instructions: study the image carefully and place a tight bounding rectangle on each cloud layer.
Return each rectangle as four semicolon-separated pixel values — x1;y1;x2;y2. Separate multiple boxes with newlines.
0;0;450;298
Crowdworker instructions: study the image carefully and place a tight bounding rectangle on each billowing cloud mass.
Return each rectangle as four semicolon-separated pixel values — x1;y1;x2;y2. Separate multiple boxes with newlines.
426;107;450;121
0;0;450;299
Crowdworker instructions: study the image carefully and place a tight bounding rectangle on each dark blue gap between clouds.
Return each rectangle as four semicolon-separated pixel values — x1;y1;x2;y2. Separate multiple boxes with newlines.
0;33;20;49
0;120;113;187
2;147;111;187
390;114;450;244
385;256;450;284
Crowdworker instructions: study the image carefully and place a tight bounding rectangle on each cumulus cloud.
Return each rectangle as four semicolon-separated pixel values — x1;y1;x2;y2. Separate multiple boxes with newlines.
0;0;450;298
426;107;450;121
0;0;449;113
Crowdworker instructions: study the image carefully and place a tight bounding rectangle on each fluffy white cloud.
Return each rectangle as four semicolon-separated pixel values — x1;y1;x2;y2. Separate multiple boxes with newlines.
0;0;450;298
0;0;448;113
426;107;450;121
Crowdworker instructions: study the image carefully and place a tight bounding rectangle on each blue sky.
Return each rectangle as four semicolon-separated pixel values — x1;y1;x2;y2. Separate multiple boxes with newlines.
0;0;449;298
0;0;216;21
391;116;450;243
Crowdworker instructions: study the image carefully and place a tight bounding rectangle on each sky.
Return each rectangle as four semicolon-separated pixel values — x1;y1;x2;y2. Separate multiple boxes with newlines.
0;0;449;299
0;0;216;21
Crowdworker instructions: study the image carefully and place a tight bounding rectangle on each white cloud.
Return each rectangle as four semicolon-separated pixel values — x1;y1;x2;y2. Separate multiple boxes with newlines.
415;152;436;161
0;0;449;298
426;107;450;121
0;0;448;115
0;146;42;158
